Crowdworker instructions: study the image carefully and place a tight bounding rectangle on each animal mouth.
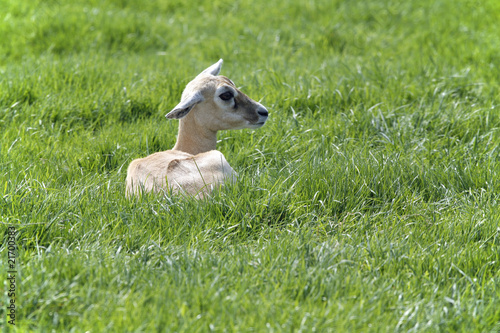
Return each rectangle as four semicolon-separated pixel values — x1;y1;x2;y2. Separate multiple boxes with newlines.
244;118;266;127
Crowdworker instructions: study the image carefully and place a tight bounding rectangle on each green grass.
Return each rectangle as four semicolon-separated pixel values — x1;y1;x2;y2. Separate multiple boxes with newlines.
1;0;500;331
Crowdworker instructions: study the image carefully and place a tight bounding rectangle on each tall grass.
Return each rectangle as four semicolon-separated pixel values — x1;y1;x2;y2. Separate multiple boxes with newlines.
1;0;499;331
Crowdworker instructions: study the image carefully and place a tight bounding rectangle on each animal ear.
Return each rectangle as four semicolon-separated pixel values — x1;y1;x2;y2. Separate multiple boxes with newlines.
165;92;204;119
200;59;223;76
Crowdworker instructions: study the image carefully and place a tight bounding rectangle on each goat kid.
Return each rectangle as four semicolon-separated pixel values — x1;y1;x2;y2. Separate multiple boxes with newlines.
126;59;268;198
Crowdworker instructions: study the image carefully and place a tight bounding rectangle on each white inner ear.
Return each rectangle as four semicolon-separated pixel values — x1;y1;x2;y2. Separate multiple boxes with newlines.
179;91;204;108
200;59;223;76
166;91;204;119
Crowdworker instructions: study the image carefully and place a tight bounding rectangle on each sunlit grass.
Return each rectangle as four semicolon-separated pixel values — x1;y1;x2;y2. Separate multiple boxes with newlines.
1;0;500;331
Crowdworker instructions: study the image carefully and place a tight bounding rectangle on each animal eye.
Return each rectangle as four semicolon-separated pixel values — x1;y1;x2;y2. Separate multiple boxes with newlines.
219;91;233;101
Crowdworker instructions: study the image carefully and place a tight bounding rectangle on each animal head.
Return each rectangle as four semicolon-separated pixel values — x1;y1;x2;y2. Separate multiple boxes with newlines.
165;59;269;132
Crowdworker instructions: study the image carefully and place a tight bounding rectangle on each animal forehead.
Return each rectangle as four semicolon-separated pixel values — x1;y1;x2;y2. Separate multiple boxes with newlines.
216;76;235;87
186;75;235;92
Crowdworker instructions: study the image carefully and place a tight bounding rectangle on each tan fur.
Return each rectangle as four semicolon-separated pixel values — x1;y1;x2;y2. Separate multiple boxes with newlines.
125;60;268;198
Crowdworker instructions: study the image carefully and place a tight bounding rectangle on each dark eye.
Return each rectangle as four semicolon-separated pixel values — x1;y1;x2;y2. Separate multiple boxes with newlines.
219;91;233;101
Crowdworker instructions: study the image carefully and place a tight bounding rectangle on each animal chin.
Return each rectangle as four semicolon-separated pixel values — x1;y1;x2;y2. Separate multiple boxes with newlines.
249;121;266;128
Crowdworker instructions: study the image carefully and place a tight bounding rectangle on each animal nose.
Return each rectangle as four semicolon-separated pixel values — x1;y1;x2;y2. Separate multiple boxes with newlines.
257;107;269;117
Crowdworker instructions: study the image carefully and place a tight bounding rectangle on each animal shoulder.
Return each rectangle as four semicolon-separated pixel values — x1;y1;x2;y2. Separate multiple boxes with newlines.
166;150;235;185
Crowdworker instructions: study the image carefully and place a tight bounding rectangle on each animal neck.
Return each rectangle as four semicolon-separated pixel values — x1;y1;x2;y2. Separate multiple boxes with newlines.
172;113;217;155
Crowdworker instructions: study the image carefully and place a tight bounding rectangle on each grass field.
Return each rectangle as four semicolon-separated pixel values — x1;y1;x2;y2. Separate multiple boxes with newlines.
1;0;500;331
